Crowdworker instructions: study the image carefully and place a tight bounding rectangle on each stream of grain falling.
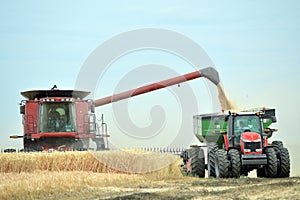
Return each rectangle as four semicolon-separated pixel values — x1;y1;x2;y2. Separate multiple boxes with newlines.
216;83;236;111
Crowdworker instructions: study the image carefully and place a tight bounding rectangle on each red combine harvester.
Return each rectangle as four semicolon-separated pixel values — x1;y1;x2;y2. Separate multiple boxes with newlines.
11;89;108;151
11;67;219;152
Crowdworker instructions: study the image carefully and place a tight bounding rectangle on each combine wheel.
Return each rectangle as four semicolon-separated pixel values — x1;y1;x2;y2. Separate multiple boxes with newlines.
228;149;241;178
24;139;39;152
190;147;205;178
208;143;218;177
277;147;290;177
264;148;277;178
215;149;229;178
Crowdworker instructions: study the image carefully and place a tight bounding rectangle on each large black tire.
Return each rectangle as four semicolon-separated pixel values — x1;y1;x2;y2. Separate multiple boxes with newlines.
228;149;241;178
264;148;278;178
208;143;218;177
190;147;205;178
272;141;283;149
272;141;290;178
215;149;229;178
24;139;41;152
277;147;290;177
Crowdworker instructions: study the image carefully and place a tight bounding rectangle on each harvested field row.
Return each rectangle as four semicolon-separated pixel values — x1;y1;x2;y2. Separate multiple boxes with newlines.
1;171;299;200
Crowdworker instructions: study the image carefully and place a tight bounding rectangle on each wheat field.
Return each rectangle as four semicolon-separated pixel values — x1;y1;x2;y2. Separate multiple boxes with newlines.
0;150;179;173
0;151;183;200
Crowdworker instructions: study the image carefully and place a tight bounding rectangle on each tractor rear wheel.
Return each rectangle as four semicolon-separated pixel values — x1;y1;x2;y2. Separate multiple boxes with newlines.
228;149;241;178
190;147;205;178
215;149;229;178
272;141;283;150
264;148;277;178
277;147;290;177
208;143;218;177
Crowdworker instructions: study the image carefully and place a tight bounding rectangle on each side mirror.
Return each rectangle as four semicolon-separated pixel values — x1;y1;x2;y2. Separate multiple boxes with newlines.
20;105;25;114
263;128;275;138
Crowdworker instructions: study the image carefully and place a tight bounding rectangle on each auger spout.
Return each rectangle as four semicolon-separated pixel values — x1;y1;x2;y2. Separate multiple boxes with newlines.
94;67;219;107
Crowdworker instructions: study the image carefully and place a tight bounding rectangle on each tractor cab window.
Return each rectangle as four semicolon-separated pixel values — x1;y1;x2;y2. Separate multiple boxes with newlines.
233;115;262;143
40;103;75;132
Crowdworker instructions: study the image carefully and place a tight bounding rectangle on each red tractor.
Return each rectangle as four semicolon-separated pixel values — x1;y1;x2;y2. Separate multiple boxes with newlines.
183;109;290;178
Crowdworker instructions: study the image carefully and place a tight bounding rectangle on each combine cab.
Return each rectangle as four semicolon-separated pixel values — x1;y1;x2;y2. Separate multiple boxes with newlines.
183;108;290;178
11;89;108;151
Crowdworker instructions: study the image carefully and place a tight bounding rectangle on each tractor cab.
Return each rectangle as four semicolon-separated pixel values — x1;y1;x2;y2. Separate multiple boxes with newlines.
225;112;265;154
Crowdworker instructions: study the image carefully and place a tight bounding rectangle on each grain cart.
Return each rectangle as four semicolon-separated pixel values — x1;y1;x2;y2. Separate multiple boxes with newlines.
183;108;290;178
10;67;219;151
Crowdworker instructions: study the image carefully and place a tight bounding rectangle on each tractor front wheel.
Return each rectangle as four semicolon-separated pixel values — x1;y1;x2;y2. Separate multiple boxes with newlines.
277;147;290;177
228;149;241;178
215;149;229;178
264;148;277;178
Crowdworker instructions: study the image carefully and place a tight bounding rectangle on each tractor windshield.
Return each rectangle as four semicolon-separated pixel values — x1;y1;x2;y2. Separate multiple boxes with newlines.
233;115;262;135
39;103;76;132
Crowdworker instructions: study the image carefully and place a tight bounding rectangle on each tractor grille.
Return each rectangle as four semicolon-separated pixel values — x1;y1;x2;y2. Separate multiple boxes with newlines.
244;142;261;152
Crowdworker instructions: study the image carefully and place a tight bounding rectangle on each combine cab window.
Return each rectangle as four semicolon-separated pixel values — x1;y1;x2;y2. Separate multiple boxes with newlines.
40;103;75;132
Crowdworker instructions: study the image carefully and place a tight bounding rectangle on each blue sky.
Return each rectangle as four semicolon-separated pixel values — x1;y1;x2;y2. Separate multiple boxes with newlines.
0;1;300;174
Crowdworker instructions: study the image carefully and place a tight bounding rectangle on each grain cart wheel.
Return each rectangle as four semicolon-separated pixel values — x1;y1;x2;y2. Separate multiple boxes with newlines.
190;147;205;178
264;148;277;178
215;149;229;178
228;149;241;178
277;147;290;177
208;143;218;177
